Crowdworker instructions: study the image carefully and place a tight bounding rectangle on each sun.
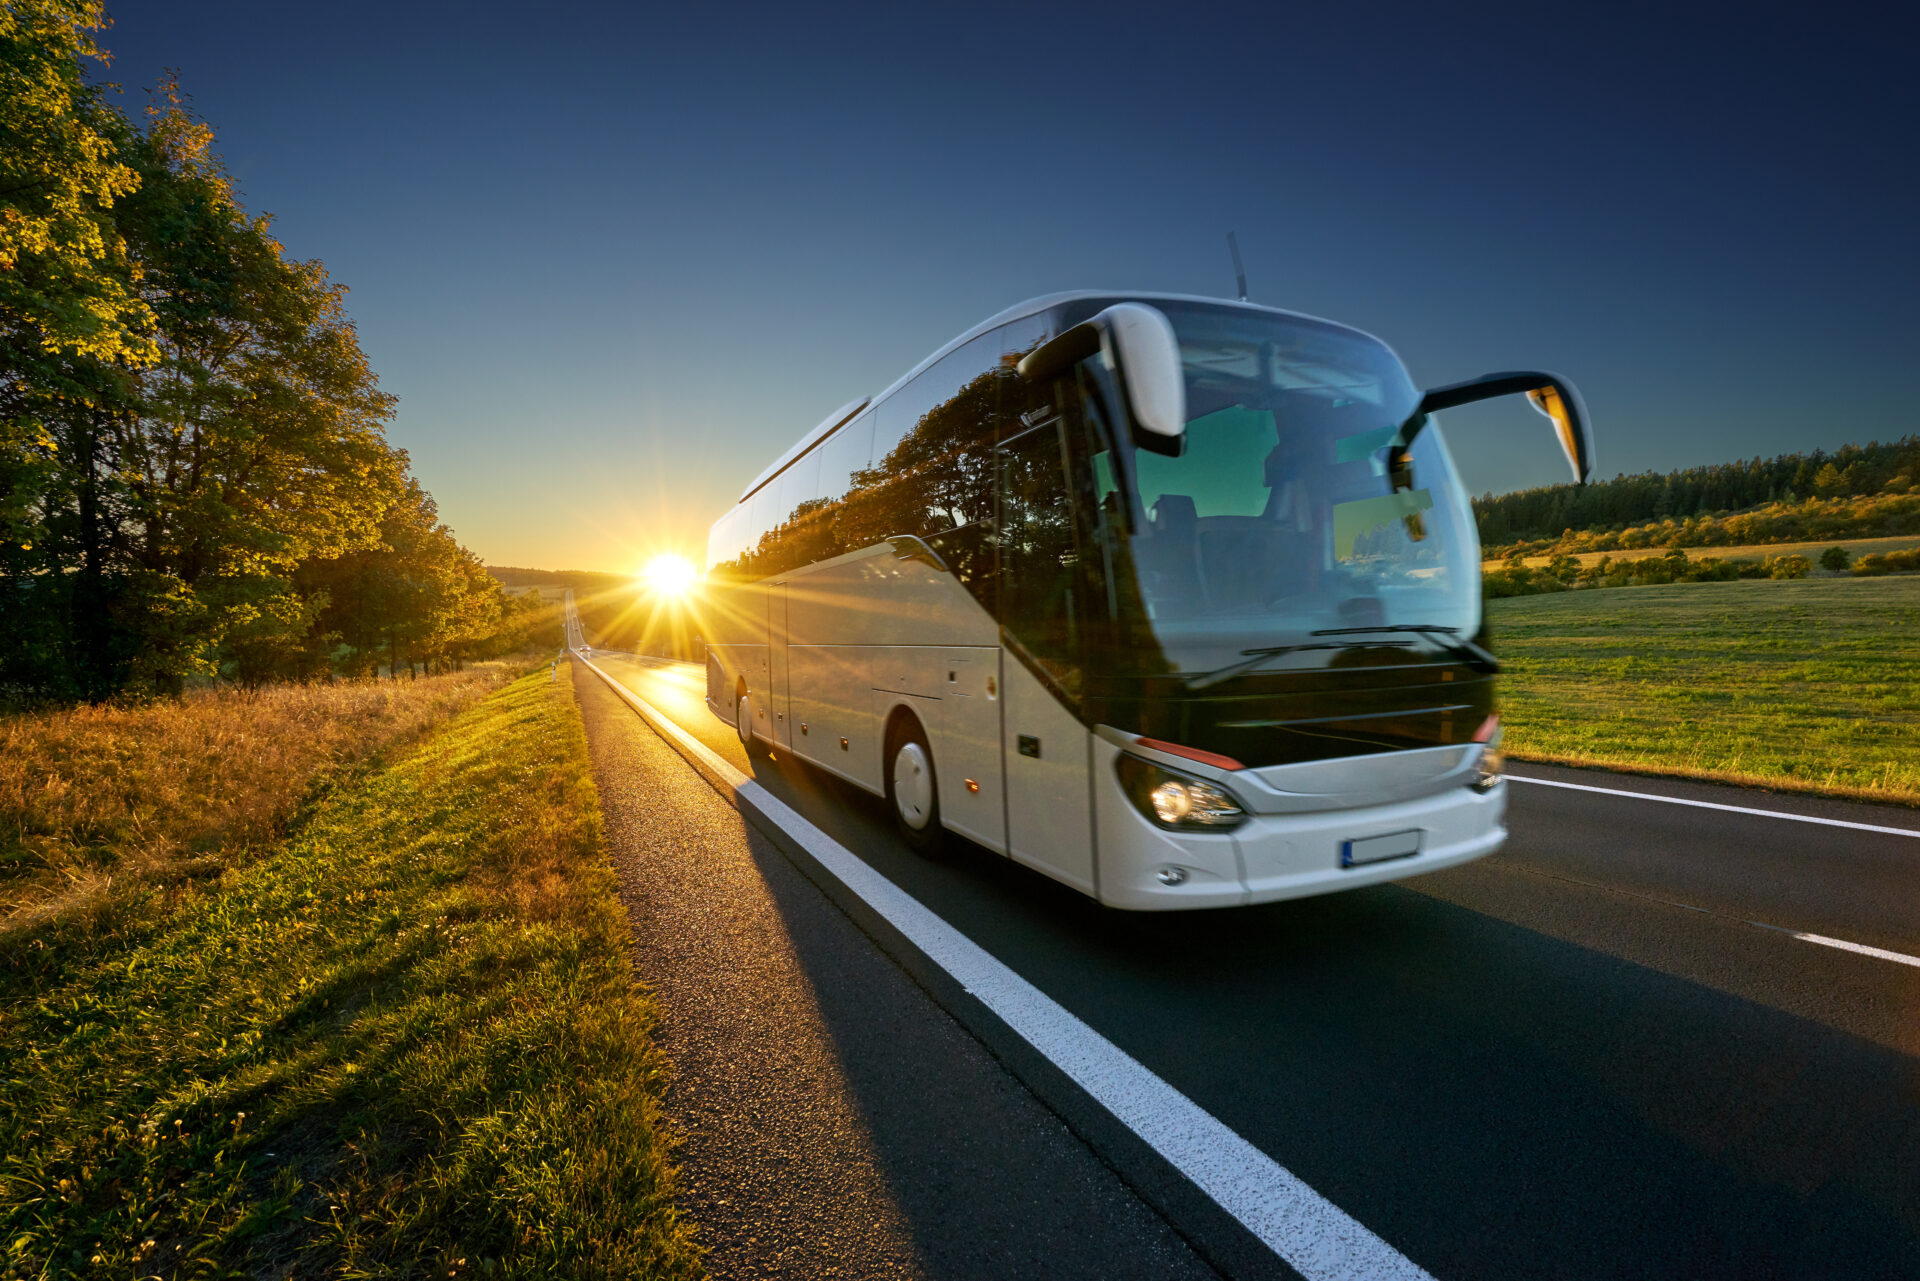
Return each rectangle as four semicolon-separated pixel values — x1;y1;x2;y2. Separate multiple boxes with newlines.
639;553;699;596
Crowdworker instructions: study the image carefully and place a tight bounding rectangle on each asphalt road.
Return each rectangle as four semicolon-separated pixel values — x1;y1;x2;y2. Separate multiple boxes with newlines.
574;664;1216;1279
579;647;1920;1280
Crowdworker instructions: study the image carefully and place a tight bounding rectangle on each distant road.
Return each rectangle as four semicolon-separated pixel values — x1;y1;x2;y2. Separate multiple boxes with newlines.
572;634;1920;1280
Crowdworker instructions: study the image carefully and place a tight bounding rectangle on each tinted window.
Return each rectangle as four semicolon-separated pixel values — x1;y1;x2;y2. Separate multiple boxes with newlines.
743;485;775;569
846;334;999;552
992;313;1051;376
773;451;820;531
871;338;982;468
817;411;873;506
712;318;1059;583
999;417;1083;696
705;505;747;575
766;450;829;575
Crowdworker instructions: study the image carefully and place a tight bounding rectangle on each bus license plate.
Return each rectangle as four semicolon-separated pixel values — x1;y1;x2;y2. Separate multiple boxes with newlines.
1341;830;1422;868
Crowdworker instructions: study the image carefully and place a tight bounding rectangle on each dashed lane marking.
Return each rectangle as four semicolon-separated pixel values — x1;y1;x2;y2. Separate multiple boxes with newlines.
1785;931;1920;969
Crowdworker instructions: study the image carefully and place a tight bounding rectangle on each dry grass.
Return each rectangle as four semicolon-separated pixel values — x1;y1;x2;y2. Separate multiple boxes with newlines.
0;667;525;929
0;665;702;1279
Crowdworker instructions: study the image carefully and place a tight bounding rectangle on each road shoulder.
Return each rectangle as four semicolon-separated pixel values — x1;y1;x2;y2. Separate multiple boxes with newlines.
572;662;1219;1280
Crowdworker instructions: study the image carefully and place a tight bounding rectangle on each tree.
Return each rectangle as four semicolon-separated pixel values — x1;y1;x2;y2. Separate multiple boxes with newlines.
0;0;158;697
1767;554;1811;580
1;30;551;699
1820;545;1850;572
2;77;411;697
303;479;515;678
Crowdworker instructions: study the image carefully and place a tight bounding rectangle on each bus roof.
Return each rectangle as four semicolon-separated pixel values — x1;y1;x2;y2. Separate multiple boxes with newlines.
736;291;1386;505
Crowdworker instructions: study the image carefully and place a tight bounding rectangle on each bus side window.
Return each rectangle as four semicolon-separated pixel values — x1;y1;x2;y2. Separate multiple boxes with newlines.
818;411;872;506
818;410;874;560
765;451;822;574
853;334;997;552
739;485;775;577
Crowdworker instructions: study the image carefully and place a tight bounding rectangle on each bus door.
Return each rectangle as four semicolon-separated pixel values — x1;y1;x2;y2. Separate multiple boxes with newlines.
767;582;792;750
996;417;1096;896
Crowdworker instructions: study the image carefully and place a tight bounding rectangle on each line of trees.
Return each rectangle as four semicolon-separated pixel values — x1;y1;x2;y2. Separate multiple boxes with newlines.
1472;437;1919;548
2;2;536;700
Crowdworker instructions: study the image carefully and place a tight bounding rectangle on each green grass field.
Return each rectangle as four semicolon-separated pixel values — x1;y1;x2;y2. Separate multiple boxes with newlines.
0;668;702;1280
1488;576;1920;803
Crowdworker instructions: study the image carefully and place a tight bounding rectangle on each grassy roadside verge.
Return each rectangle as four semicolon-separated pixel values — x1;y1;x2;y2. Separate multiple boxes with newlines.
1489;576;1920;805
1;667;521;928
0;666;703;1279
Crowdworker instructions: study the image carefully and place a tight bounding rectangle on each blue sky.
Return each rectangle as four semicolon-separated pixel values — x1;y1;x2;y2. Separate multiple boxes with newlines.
99;0;1917;572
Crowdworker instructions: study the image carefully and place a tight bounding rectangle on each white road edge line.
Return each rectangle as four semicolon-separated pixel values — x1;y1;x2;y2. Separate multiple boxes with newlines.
1506;774;1920;839
578;656;1436;1281
1792;932;1920;969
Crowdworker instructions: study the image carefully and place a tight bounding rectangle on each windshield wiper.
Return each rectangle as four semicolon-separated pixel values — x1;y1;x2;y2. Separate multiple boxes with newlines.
1185;641;1363;691
1310;625;1500;674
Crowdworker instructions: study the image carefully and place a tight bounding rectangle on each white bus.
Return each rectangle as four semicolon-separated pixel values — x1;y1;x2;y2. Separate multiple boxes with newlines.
704;292;1591;910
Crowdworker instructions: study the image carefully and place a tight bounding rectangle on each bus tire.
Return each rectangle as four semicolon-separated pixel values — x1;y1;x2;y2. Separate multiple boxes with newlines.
885;716;945;856
737;688;768;759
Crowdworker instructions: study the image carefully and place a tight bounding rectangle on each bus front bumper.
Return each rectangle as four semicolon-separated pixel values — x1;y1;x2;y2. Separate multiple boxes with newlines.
1096;760;1507;911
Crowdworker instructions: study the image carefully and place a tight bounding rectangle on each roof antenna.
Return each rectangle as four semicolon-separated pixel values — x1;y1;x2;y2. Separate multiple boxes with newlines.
1227;231;1248;302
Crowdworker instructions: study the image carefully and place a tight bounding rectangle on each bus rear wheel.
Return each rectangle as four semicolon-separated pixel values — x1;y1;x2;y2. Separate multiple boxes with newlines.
886;718;945;856
736;689;768;759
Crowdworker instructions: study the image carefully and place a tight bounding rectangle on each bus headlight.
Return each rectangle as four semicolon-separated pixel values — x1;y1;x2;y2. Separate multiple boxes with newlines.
1116;755;1247;831
1470;720;1504;793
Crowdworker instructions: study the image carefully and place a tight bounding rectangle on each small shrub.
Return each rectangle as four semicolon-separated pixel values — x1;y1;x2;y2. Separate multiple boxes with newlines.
1768;554;1813;580
1851;553;1891;577
1820;545;1851;572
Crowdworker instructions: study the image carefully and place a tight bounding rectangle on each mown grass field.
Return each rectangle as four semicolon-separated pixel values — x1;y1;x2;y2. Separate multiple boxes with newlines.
1488;576;1920;803
1483;533;1920;571
0;667;702;1279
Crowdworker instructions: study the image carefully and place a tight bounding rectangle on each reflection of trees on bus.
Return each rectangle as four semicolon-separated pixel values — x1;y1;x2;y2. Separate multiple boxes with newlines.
715;355;1040;599
708;343;1183;691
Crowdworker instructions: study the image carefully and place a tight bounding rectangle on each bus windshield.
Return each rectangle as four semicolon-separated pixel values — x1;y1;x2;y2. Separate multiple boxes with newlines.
1106;305;1481;676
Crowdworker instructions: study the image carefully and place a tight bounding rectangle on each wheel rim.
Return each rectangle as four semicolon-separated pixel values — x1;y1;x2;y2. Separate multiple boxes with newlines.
737;694;752;744
892;741;933;830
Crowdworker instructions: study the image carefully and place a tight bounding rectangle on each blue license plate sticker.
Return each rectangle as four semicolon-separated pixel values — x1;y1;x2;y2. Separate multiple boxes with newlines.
1341;829;1422;868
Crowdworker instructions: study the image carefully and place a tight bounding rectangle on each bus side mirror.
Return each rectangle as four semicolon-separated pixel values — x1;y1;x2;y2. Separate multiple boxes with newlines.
1417;371;1594;484
1017;303;1187;452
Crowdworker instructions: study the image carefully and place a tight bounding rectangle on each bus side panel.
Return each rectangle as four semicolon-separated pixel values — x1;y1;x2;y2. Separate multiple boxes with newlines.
785;558;888;790
867;657;1004;851
1000;655;1096;895
926;647;1005;853
701;579;768;733
767;584;792;750
788;643;880;791
844;553;1006;850
840;550;997;649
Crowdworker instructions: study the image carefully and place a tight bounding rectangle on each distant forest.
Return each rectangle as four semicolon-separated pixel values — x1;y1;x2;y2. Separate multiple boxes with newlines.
2;3;541;701
485;567;634;594
1474;437;1920;551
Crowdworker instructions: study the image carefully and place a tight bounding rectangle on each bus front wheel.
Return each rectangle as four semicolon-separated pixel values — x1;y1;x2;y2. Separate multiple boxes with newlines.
886;718;945;856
